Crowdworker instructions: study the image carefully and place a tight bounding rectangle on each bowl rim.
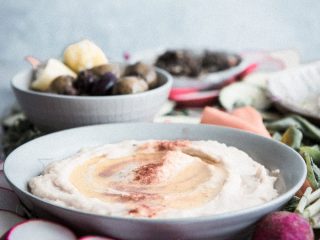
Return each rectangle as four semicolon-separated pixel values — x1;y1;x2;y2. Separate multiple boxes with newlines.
4;123;307;223
11;67;173;100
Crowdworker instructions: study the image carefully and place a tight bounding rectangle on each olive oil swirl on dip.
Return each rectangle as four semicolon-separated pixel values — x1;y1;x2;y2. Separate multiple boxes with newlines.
29;140;279;218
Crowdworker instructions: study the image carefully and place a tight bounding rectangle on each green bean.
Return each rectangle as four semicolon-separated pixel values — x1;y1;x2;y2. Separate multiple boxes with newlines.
281;127;303;150
292;115;320;143
300;145;320;166
303;152;319;190
266;117;301;131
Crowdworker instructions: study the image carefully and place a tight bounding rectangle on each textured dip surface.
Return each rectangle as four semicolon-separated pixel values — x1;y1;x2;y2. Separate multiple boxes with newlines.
29;140;278;218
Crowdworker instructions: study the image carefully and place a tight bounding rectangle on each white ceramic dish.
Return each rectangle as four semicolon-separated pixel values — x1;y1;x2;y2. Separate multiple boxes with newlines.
11;69;172;132
130;48;251;89
4;123;306;240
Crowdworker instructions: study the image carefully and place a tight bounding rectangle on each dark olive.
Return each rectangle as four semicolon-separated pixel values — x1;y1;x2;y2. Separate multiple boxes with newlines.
90;72;117;96
49;75;77;95
74;70;99;94
113;76;148;95
123;62;158;89
201;51;241;72
155;50;202;77
90;64;121;78
124;62;158;88
227;54;241;67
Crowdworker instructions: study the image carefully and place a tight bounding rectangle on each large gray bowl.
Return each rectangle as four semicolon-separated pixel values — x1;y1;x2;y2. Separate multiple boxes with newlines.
4;123;306;240
11;69;172;132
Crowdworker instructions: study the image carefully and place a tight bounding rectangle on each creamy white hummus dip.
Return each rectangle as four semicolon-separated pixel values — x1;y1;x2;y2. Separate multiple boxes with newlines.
29;140;279;218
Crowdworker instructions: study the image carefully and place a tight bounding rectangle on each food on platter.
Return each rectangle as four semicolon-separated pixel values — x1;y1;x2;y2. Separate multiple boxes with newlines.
28;40;159;96
155;49;241;78
130;48;249;89
29;140;278;219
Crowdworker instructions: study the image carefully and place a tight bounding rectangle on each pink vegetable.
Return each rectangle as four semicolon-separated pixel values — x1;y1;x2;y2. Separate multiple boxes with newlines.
252;211;314;240
6;219;77;240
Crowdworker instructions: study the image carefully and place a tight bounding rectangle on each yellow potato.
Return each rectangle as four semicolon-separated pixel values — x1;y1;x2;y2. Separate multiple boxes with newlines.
31;59;76;91
63;39;108;73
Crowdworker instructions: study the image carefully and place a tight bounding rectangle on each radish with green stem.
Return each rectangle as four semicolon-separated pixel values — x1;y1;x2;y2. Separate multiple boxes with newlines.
252;187;315;240
252;211;314;240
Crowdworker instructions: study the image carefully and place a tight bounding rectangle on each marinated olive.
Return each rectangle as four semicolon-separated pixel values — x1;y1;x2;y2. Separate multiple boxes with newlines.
49;75;77;95
201;51;241;72
74;70;99;94
123;62;158;89
114;76;148;95
90;64;121;78
90;72;117;96
155;50;201;77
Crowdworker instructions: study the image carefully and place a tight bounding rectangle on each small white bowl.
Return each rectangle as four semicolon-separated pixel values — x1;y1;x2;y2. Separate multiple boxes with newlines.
11;68;172;132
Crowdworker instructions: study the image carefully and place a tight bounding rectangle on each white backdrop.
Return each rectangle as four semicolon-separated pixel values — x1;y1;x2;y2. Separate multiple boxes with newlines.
1;0;320;116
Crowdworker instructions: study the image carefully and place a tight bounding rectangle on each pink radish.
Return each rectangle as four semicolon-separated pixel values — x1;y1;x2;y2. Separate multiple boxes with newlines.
79;236;114;240
6;219;77;240
0;210;25;237
0;188;23;215
252;211;314;240
0;172;11;190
